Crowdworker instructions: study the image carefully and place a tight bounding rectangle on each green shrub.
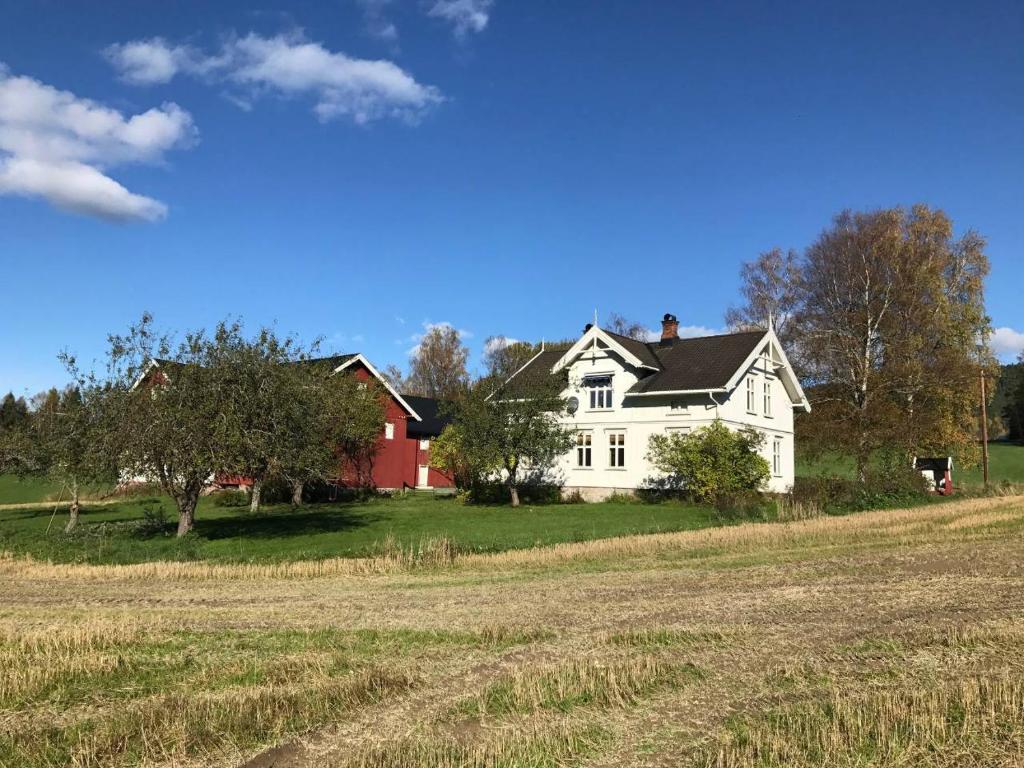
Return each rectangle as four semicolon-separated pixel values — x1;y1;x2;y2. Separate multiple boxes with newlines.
465;482;562;505
792;455;929;513
712;490;772;521
606;491;644;504
646;420;771;507
210;489;249;508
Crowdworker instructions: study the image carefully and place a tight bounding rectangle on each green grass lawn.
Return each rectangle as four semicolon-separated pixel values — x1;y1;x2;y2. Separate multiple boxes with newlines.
0;492;717;565
0;474;64;504
796;441;1024;486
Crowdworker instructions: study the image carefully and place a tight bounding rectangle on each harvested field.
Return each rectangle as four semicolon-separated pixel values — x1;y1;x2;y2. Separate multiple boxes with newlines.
2;495;1023;767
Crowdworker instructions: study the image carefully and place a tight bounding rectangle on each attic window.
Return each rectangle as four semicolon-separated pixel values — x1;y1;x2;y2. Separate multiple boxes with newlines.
583;375;613;410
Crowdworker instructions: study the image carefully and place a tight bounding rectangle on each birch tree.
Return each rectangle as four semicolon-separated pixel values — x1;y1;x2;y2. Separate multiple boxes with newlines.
795;206;990;480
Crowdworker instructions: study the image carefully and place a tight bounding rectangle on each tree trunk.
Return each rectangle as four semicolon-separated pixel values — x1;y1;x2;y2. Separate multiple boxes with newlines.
509;484;520;507
250;479;263;513
65;481;80;533
176;492;198;538
290;479;304;506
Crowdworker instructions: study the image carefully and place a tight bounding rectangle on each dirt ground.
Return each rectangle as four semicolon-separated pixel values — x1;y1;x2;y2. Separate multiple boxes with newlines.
3;495;1023;768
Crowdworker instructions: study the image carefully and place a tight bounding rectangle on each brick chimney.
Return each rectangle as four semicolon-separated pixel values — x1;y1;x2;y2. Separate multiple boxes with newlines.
660;313;679;343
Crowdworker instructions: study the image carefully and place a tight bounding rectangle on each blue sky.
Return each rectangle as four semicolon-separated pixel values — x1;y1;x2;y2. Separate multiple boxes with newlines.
1;0;1023;396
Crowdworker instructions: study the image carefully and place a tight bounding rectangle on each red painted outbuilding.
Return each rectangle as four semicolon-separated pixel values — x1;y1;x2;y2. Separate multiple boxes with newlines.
321;355;455;491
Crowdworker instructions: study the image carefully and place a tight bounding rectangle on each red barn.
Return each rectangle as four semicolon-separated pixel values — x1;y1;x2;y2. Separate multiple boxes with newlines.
140;354;455;494
313;355;455;492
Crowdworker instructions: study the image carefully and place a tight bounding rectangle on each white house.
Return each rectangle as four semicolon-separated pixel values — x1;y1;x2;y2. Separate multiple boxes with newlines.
501;313;810;500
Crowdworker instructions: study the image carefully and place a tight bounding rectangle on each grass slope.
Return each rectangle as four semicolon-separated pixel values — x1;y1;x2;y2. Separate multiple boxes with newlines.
797;441;1024;485
0;493;716;565
2;496;1022;768
0;475;64;505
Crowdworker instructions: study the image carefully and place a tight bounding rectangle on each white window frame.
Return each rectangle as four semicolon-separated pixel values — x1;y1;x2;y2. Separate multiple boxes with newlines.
385;422;395;440
763;378;773;418
669;400;688;415
584;375;614;410
608;432;626;468
576;431;592;468
419;438;430;450
772;437;782;477
746;376;756;414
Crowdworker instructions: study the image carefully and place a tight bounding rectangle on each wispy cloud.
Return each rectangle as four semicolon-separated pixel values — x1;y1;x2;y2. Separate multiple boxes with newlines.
484;335;520;355
0;64;195;221
105;31;442;124
991;327;1024;361
327;331;366;350
427;0;493;37
356;0;400;43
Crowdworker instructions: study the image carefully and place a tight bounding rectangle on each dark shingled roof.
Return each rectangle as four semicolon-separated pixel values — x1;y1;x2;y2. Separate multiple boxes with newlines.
500;330;768;396
602;330;662;369
403;395;452;437
627;330;766;393
297;354;359;373
499;348;569;398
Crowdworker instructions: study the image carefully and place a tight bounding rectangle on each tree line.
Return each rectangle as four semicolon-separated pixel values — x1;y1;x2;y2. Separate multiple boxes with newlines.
0;315;385;536
726;204;993;480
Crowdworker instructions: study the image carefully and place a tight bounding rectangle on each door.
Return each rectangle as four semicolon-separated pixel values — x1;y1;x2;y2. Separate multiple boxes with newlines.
417;465;430;487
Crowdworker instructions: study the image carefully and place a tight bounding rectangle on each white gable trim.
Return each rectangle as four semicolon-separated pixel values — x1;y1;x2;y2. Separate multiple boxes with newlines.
551;326;658;374
722;330;810;412
130;358;162;392
333;354;422;421
485;347;548;403
628;387;729;397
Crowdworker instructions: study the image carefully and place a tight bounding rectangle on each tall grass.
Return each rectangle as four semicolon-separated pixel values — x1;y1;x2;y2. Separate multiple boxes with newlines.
343;722;610;768
2;668;416;767
696;677;1024;767
458;657;702;717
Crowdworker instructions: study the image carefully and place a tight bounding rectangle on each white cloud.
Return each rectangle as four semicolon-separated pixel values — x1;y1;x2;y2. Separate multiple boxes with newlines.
484;335;520;355
427;0;493;37
678;324;724;339
106;31;442;124
0;65;195;221
637;324;724;342
991;327;1024;361
104;38;197;85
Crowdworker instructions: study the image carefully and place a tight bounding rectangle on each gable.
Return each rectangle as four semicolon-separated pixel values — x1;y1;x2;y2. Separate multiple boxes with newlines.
551;326;660;375
332;354;422;421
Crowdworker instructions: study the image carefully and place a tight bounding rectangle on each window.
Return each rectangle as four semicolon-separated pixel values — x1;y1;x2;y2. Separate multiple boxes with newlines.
419;439;430;450
669;400;688;414
746;376;756;413
584;375;613;410
385;422;395;440
576;432;592;467
608;432;625;468
666;426;691;437
763;379;773;417
772;437;782;476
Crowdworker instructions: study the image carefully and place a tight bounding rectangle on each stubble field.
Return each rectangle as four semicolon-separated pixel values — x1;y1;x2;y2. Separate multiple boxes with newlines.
2;495;1024;767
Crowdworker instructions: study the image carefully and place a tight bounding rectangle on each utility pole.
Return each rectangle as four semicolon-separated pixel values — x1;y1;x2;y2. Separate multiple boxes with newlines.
980;369;990;487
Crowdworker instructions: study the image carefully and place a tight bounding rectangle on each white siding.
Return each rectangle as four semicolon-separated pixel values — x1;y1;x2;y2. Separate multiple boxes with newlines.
553;338;797;495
